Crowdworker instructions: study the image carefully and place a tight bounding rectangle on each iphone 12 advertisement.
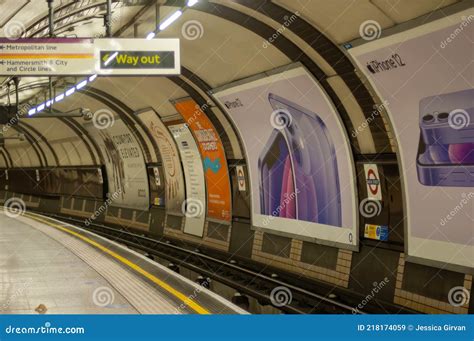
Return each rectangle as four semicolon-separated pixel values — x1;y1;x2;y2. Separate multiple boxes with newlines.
213;65;357;249
350;10;473;270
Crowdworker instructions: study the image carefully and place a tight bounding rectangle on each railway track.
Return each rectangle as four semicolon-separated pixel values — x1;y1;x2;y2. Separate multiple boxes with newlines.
37;211;414;315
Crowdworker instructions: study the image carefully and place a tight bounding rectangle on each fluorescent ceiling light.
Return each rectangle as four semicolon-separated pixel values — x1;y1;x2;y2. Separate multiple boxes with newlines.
159;10;182;31
146;31;156;40
55;93;65;102
76;79;88;89
188;0;199;7
29;4;187;110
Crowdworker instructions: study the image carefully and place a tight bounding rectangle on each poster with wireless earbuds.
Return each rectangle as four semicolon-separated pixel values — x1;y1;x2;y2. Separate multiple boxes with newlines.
213;65;358;249
349;10;473;270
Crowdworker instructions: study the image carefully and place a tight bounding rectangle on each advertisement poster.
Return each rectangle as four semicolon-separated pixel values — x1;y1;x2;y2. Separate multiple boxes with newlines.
168;123;206;237
213;65;358;248
84;118;149;210
173;98;232;223
349;11;473;269
136;109;186;215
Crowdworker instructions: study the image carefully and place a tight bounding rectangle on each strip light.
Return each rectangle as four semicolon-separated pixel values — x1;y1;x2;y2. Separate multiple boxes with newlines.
159;10;183;31
76;79;88;89
27;1;199;116
146;32;156;40
65;88;75;96
55;93;65;102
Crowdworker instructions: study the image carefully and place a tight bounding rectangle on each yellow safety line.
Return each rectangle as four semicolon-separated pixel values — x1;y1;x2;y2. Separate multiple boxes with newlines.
24;213;210;315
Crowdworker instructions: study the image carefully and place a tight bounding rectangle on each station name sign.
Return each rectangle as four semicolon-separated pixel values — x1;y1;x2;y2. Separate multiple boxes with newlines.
0;38;180;76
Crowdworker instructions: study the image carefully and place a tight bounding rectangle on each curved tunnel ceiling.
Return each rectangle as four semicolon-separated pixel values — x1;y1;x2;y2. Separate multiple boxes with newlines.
0;0;462;168
0;0;472;317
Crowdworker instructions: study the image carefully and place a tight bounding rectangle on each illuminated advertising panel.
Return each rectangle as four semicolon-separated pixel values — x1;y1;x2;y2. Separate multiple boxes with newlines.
85;118;149;210
213;65;358;249
349;10;473;269
136;109;185;215
168;123;206;237
173;98;232;223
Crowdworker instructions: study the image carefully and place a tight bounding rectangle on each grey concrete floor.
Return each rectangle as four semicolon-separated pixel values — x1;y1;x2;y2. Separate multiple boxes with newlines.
0;211;138;314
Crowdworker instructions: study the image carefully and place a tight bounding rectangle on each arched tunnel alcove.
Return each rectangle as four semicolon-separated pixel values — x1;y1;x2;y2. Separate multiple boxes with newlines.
0;0;472;319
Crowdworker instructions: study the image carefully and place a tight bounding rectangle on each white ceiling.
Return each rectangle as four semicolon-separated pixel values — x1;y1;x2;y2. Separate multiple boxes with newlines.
0;0;465;167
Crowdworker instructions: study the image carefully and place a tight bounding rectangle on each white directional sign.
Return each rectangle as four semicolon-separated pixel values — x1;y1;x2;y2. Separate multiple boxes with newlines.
0;38;94;75
0;38;180;76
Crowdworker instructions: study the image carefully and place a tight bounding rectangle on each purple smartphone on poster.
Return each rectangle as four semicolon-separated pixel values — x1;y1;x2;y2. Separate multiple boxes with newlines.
417;89;474;187
258;93;342;227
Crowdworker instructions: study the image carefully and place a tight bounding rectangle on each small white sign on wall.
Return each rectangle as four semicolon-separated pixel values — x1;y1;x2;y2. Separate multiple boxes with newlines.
236;165;246;192
363;164;382;201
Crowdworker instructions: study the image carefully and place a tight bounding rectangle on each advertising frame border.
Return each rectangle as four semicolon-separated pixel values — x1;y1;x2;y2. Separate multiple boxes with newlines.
346;9;474;274
210;62;360;251
134;106;188;218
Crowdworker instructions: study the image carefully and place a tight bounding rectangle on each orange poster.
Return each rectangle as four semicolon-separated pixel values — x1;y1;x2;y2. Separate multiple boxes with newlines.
174;98;232;222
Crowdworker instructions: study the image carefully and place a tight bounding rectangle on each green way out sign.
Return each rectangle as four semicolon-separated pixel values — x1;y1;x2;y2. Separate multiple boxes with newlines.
100;51;175;69
95;38;180;75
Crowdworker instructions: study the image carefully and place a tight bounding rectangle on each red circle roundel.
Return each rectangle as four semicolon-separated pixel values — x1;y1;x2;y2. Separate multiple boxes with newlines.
367;169;380;195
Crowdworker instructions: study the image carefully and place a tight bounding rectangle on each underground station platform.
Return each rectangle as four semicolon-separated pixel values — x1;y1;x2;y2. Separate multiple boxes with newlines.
0;0;472;340
0;209;245;315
